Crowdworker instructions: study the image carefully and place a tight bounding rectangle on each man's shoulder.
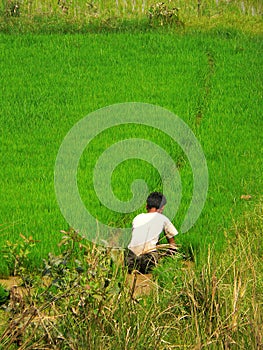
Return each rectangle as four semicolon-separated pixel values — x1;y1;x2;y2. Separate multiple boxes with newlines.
132;213;148;224
133;213;146;220
132;212;161;227
156;212;171;222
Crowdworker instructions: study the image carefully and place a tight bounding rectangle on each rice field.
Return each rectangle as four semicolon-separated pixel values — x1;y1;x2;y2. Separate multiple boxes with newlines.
0;2;262;349
0;25;262;275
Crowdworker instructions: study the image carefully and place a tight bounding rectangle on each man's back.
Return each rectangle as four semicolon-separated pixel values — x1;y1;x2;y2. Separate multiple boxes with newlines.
125;191;179;274
128;212;178;256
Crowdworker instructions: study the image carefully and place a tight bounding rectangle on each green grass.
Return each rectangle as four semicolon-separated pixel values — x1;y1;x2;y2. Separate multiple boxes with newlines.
0;29;262;275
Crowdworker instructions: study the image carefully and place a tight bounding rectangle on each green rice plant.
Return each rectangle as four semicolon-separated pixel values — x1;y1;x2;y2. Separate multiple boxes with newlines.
0;30;262;275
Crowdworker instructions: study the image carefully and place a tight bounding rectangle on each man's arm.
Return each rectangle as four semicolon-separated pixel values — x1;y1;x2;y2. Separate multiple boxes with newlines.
164;220;178;249
167;236;177;250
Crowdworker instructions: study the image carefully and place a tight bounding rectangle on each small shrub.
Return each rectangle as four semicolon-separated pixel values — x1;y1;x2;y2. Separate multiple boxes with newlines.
1;234;36;276
148;1;183;27
0;283;9;306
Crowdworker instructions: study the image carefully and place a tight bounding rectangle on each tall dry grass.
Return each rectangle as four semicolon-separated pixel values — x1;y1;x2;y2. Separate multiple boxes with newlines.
0;200;262;349
1;0;262;20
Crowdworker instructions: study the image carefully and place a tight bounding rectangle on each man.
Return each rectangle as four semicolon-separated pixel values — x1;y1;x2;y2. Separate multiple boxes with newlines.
125;192;178;273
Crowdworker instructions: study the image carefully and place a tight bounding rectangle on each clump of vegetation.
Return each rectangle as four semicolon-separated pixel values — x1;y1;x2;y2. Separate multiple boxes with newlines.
148;2;182;27
1;234;36;276
0;202;262;348
4;1;20;17
0;284;9;306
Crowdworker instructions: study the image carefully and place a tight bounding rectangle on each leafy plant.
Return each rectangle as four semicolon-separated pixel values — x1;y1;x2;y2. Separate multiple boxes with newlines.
0;283;9;306
1;234;36;276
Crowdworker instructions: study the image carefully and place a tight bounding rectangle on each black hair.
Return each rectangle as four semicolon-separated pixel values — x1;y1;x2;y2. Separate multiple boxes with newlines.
146;192;167;210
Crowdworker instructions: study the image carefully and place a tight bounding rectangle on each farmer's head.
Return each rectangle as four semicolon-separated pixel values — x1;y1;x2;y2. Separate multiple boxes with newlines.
146;192;167;213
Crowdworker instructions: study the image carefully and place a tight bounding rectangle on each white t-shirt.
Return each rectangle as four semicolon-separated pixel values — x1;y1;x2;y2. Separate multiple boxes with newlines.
128;212;178;256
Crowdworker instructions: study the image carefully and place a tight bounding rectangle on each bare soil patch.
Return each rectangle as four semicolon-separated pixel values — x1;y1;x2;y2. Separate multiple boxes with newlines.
0;277;20;289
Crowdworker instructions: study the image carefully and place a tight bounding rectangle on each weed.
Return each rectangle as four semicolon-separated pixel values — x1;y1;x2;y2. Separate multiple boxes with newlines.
148;2;183;27
0;283;9;306
1;234;36;276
